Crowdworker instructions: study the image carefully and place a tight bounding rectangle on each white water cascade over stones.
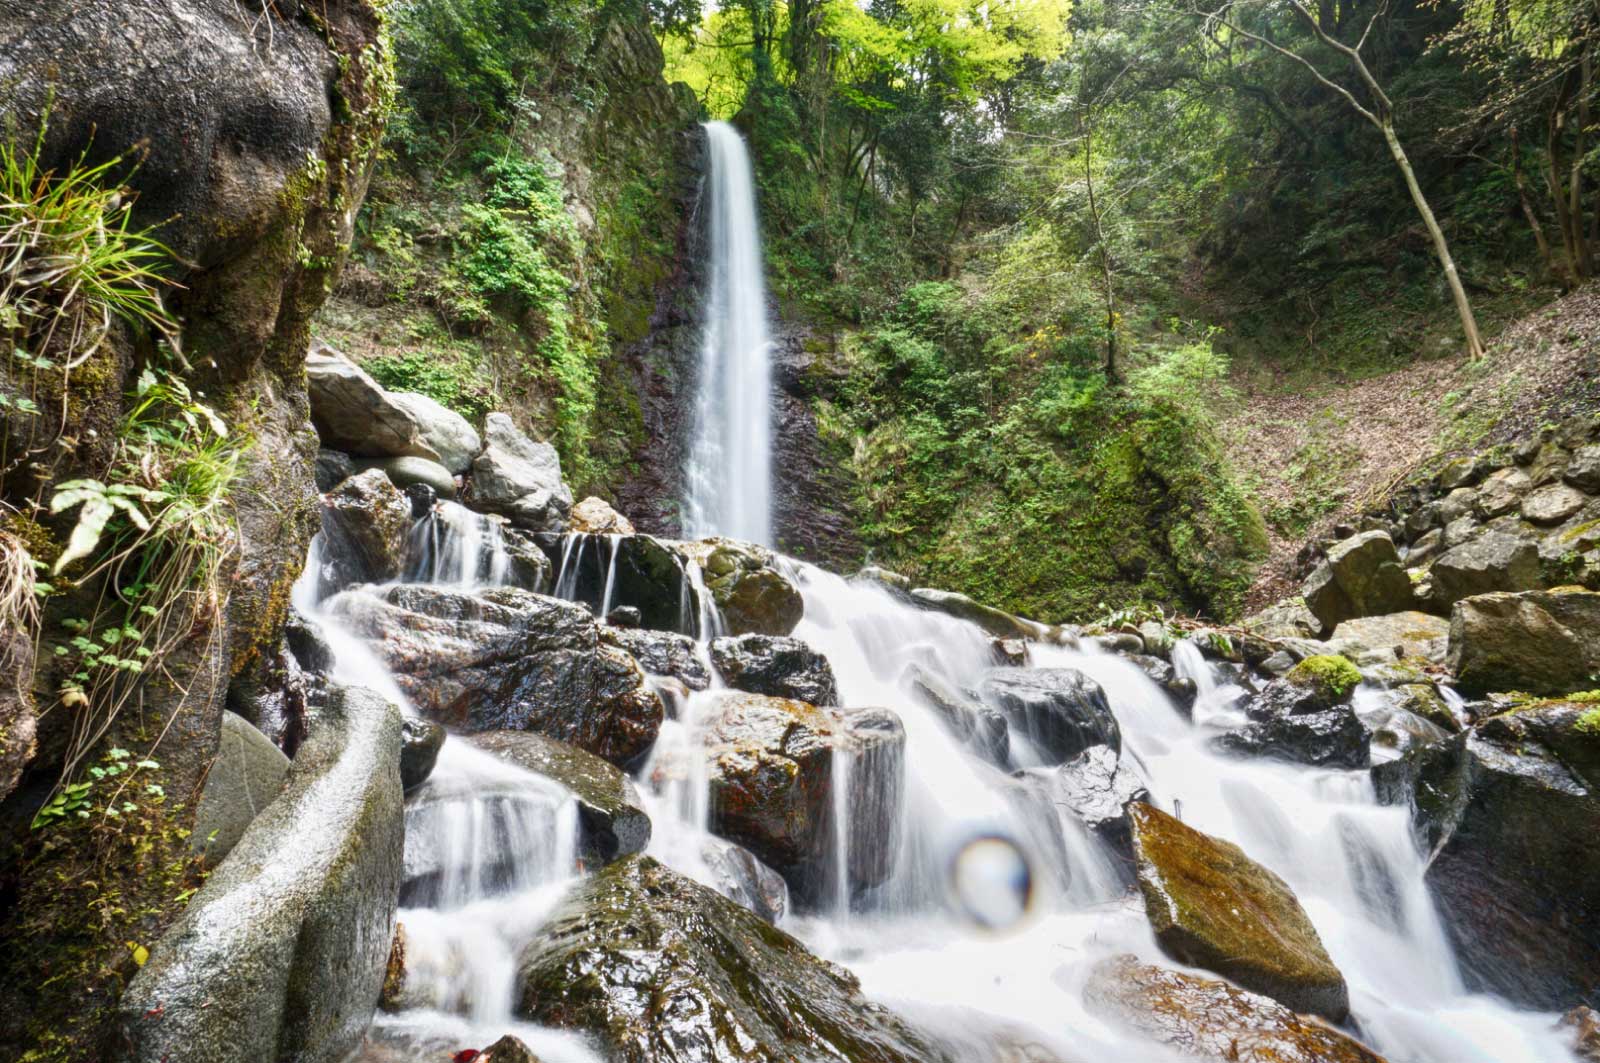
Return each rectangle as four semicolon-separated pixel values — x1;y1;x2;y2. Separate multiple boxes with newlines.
683;120;775;546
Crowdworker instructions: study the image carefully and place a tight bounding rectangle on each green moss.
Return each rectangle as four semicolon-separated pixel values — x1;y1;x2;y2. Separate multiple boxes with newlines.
1286;655;1363;700
1576;708;1600;735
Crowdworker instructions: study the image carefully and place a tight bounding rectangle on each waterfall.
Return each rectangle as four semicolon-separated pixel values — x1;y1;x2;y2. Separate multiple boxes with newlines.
683;121;774;545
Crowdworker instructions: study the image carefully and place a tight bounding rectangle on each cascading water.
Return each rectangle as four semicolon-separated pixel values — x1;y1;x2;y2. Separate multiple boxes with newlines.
683;120;774;545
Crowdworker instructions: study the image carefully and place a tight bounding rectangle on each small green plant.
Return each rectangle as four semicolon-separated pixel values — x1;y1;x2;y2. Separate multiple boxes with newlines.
1576;708;1600;735
1287;654;1363;700
32;747;163;830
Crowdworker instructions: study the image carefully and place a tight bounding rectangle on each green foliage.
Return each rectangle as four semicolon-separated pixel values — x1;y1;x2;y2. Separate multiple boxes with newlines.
363;350;496;420
32;748;164;831
1287;654;1363;700
1576;708;1600;735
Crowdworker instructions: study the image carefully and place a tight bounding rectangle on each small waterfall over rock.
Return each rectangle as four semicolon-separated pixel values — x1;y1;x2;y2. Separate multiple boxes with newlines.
683;120;774;545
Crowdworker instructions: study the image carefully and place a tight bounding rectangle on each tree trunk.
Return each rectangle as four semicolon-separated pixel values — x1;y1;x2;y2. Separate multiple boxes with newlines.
1512;125;1561;285
1083;114;1120;382
1571;45;1594;276
1380;117;1485;359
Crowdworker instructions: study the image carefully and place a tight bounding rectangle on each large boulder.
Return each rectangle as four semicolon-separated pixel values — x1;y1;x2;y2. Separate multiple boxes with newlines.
681;538;804;636
1446;588;1600;696
703;693;905;902
472;730;652;864
357;454;457;499
320;467;413;588
468;413;574;531
710;634;840;706
1128;802;1349;1020
388;391;481;474
1568;444;1600;492
979;668;1118;764
1373;724;1600;1009
1083;955;1387;1063
908;587;1040;640
1301;531;1415;635
398;719;445;792
1329;611;1450;666
191;711;291;866
904;663;1010;766
331;585;664;765
515;856;945;1063
1428;530;1543;609
307;345;443;462
119;685;405;1063
1212;662;1370;769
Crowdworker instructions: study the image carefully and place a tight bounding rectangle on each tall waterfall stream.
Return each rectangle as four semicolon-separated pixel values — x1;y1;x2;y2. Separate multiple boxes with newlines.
289;121;1579;1062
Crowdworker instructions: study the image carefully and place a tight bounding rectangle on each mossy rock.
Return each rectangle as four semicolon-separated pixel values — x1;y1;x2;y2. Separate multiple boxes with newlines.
1285;655;1362;705
1129;802;1350;1021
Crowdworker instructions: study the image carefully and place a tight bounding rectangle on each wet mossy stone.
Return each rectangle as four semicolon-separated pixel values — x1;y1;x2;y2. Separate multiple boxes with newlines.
514;856;948;1063
680;538;804;636
471;730;651;864
1284;654;1362;706
399;718;445;792
120;684;405;1063
710;633;840;706
979;667;1119;764
192;710;291;867
908;587;1041;640
321;467;413;588
1128;802;1350;1021
1084;955;1388;1063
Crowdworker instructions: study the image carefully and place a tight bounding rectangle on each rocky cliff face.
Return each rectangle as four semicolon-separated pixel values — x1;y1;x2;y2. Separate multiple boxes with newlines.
0;2;391;1055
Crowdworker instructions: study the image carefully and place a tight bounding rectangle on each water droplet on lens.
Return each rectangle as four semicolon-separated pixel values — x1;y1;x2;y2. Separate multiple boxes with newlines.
950;834;1033;931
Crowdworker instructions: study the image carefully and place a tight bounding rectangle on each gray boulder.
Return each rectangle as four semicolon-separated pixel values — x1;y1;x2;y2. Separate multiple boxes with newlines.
192;711;290;866
909;587;1040;639
700;837;791;923
1329;611;1450;665
1474;467;1531;519
469;413;573;531
1447;588;1600;696
680;538;804;636
331;585;664;765
979;668;1119;763
1566;444;1600;492
904;663;1010;766
1301;531;1415;634
1429;530;1543;609
1024;744;1148;859
471;730;652;864
399;719;445;792
710;634;840;706
119;685;405;1063
307;344;442;462
389;391;481;474
515;856;945;1062
601;626;712;690
1523;483;1588;525
315;448;357;492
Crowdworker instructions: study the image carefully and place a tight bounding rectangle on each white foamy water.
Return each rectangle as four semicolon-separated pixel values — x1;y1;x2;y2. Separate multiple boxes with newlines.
683;121;774;545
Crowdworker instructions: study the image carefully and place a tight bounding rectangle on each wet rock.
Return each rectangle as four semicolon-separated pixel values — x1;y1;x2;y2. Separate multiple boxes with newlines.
472;730;652;864
501;526;554;592
1213;669;1370;769
569;495;636;534
399;719;445;792
321;467;413;586
315;447;357;492
308;344;443;461
684;538;804;636
1393;683;1462;732
904;663;1010;766
1476;700;1600;794
992;637;1031;667
909;586;1039;639
333;585;664;765
192;711;291;867
469;413;574;531
388;391;481;474
980;668;1119;763
601;626;711;690
704;693;905;901
607;605;643;627
854;565;912;592
1523;483;1588;525
1429;530;1543;609
479;1035;541;1063
1329;611;1450;666
379;924;407;1013
1083;955;1387;1063
515;856;944;1063
1372;726;1600;1009
402;482;437;518
710;634;840;706
359;454;457;499
1474;467;1531;519
1360;704;1450;760
1564;1005;1600;1063
120;685;405;1063
700;836;790;923
1128;802;1350;1020
1028;745;1149;858
1447;588;1600;696
1301;531;1415;635
1567;444;1600;492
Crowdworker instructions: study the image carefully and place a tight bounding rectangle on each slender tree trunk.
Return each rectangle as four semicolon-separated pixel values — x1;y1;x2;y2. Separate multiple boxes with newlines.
1572;46;1594;275
1379;117;1484;358
1083;114;1120;382
1512;125;1560;284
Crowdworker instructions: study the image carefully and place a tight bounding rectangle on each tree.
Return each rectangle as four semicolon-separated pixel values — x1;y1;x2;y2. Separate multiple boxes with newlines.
1201;0;1488;359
